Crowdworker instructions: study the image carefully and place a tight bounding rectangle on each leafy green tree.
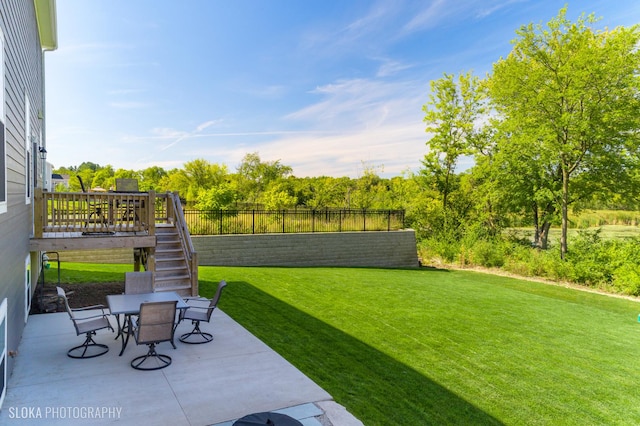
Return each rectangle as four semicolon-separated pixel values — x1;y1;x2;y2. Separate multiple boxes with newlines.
140;166;167;192
90;165;115;190
194;183;237;210
159;159;228;204
297;176;353;209
489;7;640;258
261;181;298;210
422;71;486;211
235;152;292;205
350;163;385;209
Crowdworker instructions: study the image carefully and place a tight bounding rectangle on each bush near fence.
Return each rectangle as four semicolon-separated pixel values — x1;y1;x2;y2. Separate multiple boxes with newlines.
184;209;405;235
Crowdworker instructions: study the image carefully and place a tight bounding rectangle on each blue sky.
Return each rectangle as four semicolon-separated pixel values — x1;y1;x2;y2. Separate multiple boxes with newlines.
45;0;640;178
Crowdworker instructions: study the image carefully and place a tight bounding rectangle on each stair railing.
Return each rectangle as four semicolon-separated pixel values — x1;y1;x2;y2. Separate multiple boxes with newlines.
167;192;198;296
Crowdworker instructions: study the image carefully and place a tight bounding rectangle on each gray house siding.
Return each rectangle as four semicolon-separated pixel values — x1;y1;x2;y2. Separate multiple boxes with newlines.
0;0;47;377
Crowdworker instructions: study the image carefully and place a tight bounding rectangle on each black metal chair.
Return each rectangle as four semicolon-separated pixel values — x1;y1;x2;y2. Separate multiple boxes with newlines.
179;281;226;344
78;175;107;228
131;300;177;370
57;286;114;359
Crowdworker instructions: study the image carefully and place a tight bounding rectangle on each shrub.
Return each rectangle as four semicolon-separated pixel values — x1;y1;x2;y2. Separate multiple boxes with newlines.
612;264;640;296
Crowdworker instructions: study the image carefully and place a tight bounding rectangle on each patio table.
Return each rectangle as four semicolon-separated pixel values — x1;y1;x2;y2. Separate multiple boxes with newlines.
106;291;189;356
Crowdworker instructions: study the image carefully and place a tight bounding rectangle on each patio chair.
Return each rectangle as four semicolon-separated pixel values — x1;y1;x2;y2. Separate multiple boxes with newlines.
125;271;154;294
77;175;107;228
114;178;142;222
179;280;226;344
57;286;114;359
120;271;155;336
131;300;177;370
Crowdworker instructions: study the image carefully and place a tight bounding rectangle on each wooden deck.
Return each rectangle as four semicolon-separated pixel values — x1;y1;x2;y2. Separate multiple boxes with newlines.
29;231;156;251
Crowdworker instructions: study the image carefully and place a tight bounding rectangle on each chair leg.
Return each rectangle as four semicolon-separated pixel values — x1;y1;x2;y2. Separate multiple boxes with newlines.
131;343;172;370
179;320;213;344
68;331;109;359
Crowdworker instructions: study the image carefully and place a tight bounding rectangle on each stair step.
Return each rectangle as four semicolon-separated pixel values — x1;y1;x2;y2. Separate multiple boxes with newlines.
153;221;195;297
156;267;189;279
156;246;182;252
156;260;187;267
157;234;179;241
155;273;190;281
157;240;180;245
155;255;185;261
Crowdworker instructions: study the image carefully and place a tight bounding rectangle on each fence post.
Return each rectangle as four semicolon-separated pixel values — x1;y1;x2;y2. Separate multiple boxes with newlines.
282;209;286;233
252;210;255;234
219;209;223;235
388;210;391;231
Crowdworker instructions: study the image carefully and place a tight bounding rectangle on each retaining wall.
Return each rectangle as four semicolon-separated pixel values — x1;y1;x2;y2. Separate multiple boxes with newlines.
193;230;419;268
55;230;419;269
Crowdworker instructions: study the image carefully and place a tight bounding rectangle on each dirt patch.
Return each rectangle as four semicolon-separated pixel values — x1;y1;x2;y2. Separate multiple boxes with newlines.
32;282;125;313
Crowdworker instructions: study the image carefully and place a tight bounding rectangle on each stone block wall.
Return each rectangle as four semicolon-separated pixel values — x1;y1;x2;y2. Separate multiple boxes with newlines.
192;230;419;268
55;230;419;269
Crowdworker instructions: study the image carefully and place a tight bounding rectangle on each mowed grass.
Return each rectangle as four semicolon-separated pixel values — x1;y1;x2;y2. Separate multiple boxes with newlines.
200;267;640;425
511;224;640;243
51;263;640;425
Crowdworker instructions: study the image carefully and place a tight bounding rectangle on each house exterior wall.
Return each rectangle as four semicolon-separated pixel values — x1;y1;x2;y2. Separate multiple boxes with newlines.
0;0;48;377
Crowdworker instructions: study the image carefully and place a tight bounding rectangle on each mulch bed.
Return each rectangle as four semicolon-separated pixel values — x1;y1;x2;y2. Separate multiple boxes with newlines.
31;282;125;314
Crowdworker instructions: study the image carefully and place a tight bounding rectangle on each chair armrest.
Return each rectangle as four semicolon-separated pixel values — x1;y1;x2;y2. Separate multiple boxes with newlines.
184;305;214;311
73;312;110;321
72;304;107;311
183;297;208;302
71;305;109;316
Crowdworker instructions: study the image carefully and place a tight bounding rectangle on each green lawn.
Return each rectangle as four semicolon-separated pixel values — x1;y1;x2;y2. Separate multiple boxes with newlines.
50;264;640;425
511;224;640;242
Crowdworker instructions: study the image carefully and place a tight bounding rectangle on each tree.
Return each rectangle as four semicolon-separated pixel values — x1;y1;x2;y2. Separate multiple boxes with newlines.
140;166;167;192
261;181;298;210
91;165;115;190
489;7;640;258
235;152;292;205
422;72;486;211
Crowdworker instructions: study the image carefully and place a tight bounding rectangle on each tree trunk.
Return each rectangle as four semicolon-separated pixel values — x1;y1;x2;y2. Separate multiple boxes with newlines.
539;222;551;250
532;203;540;246
560;167;569;260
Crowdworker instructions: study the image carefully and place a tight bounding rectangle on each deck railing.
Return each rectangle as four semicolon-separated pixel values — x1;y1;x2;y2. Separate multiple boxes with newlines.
33;188;156;237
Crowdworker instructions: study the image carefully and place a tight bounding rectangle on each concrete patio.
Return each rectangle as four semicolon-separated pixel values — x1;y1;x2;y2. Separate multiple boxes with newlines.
0;309;363;425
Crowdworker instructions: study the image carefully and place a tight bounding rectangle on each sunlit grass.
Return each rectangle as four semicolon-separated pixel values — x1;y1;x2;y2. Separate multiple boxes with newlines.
50;263;640;425
201;266;640;425
511;224;640;243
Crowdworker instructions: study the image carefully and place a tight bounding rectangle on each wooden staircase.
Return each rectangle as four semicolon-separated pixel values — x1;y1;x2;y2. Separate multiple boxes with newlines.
153;224;192;295
147;192;198;297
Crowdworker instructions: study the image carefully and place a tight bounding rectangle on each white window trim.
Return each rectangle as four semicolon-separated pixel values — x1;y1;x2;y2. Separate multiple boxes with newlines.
25;93;31;205
0;298;7;409
25;255;31;323
0;29;6;214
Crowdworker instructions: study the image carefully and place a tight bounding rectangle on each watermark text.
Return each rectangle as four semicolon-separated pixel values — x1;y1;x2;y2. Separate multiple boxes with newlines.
8;406;122;420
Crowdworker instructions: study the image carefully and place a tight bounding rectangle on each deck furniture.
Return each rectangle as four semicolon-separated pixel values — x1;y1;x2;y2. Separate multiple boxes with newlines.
125;271;154;294
130;301;177;370
179;280;227;344
57;286;114;359
106;291;188;356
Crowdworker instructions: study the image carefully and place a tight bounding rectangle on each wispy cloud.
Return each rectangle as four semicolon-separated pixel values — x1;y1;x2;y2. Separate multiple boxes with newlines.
375;58;413;77
109;101;151;109
403;0;528;34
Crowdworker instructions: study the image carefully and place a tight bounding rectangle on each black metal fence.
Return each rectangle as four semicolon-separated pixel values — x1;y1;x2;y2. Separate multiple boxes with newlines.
184;209;405;235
